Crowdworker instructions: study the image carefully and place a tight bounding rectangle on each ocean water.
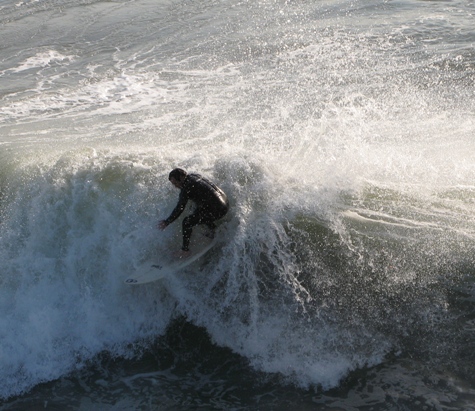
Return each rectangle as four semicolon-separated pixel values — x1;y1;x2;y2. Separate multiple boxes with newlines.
1;0;475;409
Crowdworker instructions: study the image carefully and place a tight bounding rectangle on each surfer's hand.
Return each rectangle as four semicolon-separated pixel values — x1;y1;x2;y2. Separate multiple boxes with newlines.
157;220;168;230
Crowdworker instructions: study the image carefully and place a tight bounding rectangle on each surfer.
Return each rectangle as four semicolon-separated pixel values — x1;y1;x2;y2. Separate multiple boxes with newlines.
158;168;229;257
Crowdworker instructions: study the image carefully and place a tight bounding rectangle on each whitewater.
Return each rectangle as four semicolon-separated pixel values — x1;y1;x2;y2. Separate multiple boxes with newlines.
1;0;475;409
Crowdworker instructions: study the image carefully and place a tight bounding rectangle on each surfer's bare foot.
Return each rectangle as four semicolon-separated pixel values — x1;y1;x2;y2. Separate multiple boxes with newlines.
204;228;215;239
175;249;191;259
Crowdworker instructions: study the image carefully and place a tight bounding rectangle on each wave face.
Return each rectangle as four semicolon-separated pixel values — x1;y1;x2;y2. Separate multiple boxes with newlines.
1;0;475;408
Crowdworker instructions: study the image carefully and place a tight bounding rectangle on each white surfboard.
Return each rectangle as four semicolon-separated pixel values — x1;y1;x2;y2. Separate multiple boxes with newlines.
124;228;217;285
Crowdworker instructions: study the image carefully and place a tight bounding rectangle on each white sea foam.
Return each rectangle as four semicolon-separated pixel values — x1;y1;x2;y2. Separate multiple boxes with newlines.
10;51;75;73
1;0;475;405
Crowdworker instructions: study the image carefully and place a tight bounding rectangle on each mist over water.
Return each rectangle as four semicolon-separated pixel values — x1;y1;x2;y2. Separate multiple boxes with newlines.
1;0;475;409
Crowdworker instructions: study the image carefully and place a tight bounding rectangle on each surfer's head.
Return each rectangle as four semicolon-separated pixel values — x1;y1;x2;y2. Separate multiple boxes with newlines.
169;168;187;181
169;168;187;188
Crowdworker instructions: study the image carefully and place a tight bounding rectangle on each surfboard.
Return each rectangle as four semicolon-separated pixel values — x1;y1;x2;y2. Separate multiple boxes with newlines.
124;227;217;285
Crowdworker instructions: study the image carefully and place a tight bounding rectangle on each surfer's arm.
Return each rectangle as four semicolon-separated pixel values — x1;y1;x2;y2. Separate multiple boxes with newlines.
162;191;188;226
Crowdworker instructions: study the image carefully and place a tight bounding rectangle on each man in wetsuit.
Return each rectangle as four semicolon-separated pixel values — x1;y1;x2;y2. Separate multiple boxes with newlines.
158;168;229;257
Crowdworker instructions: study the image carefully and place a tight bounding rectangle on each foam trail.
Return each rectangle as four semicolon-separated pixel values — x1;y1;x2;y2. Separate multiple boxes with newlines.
0;0;475;405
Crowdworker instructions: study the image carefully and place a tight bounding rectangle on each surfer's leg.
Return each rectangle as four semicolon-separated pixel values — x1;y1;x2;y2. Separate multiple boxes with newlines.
202;201;229;227
201;204;229;237
182;204;228;249
182;213;202;251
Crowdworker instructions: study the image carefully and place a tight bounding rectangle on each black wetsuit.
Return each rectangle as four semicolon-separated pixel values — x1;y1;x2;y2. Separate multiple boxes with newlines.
164;173;229;251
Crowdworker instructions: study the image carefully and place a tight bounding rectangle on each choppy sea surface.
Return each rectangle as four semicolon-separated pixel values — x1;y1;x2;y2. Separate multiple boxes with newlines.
1;0;475;409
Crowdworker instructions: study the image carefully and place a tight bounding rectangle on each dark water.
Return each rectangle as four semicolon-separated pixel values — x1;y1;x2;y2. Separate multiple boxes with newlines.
1;0;475;409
